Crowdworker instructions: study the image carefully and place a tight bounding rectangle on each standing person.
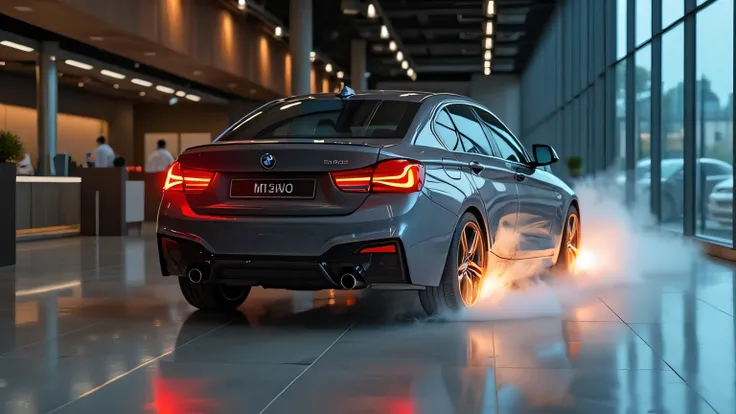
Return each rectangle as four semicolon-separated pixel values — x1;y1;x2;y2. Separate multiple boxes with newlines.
145;139;175;173
94;136;115;168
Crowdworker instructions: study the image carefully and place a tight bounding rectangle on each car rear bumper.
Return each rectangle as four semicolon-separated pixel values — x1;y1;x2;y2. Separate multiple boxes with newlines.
156;191;458;287
158;234;409;289
708;193;733;224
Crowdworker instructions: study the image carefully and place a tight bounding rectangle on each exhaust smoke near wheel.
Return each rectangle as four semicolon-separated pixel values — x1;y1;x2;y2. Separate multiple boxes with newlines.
445;173;702;322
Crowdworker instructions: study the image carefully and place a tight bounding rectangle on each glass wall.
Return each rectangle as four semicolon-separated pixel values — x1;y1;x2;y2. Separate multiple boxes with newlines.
520;0;736;247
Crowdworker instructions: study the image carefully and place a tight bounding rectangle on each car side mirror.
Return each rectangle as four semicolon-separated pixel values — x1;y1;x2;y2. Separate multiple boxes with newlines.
531;144;559;167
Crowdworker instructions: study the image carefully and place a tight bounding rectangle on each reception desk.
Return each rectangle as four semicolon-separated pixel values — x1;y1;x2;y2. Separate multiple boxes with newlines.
16;176;82;239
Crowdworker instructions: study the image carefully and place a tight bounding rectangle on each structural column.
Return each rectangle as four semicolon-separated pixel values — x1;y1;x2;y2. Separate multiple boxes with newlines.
290;0;312;95
350;39;367;92
36;41;59;176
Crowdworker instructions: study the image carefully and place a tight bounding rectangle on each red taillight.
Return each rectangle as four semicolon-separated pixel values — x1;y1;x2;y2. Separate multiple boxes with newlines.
359;244;397;254
331;159;425;194
163;162;214;193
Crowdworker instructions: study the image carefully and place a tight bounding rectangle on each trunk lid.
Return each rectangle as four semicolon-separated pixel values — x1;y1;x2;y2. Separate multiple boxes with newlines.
176;142;380;216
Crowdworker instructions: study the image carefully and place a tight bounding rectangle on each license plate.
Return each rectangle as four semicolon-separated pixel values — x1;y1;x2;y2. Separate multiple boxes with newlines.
229;179;316;199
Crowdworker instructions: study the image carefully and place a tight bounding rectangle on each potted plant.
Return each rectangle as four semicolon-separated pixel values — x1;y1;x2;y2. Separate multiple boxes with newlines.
0;129;22;267
567;155;583;178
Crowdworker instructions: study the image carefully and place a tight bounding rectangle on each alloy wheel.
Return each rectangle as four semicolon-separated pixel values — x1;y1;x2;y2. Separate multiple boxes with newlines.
457;221;486;307
565;214;580;272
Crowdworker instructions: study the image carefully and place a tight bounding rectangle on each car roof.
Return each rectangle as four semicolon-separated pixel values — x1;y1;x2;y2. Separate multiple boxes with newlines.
279;90;475;104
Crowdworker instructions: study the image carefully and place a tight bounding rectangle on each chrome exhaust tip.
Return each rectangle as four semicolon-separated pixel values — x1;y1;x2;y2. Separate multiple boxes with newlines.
188;267;203;284
340;273;358;290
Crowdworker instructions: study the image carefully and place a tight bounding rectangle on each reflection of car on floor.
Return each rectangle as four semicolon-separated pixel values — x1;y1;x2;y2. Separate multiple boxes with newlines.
156;87;580;315
616;158;732;221
708;178;733;226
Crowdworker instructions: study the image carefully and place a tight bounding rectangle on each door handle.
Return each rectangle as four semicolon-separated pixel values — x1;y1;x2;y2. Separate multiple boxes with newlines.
469;161;484;174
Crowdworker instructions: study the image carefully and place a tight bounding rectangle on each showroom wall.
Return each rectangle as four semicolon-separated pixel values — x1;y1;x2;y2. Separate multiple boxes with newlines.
521;0;734;246
0;73;133;164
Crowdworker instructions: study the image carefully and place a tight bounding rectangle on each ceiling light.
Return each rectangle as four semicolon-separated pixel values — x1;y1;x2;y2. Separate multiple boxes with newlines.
484;60;491;68
131;78;152;87
274;26;282;37
77;82;84;88
113;84;119;89
193;70;202;76
325;63;333;73
411;73;417;81
486;0;495;17
14;6;32;12
484;37;493;49
100;69;125;79
156;85;175;94
389;40;397;52
0;61;5;66
185;94;201;102
484;50;491;60
485;21;494;36
337;71;344;79
64;59;93;70
89;36;104;41
175;91;186;97
310;51;316;62
144;51;156;57
407;68;415;77
50;56;56;61
237;0;246;11
396;51;403;62
380;25;389;39
401;60;408;70
139;91;146;97
0;40;34;52
367;4;376;18
484;67;491;76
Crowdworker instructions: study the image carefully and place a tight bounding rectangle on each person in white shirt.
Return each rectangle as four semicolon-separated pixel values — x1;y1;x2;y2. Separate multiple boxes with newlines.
93;136;115;168
145;140;175;173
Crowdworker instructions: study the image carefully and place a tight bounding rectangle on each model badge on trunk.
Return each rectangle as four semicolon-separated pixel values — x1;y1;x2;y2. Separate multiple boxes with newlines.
260;153;276;169
324;160;349;165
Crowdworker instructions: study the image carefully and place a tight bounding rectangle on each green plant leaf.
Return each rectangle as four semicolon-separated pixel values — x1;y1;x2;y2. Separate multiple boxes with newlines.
0;130;24;163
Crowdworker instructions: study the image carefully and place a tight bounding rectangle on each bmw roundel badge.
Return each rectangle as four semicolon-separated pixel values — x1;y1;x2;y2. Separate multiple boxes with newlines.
260;153;276;170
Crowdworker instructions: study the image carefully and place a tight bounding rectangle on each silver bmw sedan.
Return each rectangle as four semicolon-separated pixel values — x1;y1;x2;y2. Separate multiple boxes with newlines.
156;87;580;315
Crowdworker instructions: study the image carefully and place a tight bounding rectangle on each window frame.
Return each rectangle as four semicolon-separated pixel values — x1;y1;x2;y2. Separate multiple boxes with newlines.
473;107;533;166
445;104;496;157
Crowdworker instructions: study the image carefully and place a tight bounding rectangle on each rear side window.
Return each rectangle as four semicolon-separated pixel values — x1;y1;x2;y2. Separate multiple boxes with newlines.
433;109;462;151
475;110;528;163
447;105;494;156
218;99;420;141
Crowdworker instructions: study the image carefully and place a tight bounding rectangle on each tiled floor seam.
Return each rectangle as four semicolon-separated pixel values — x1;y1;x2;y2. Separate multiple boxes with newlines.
597;295;722;414
258;321;356;414
43;318;236;414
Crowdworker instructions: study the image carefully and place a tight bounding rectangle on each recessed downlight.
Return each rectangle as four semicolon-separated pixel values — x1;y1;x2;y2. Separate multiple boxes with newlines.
175;91;186;97
274;26;283;37
401;60;408;70
380;25;389;39
100;69;125;79
185;94;201;102
64;59;93;70
131;78;152;87
156;85;175;94
337;71;344;79
0;40;34;52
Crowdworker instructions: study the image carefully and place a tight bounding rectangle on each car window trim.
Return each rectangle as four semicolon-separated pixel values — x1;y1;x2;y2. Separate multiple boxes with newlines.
428;100;508;162
473;108;532;166
432;107;466;153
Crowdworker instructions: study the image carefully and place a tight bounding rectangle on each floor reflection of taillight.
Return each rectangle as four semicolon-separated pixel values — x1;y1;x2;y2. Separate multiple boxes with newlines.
151;369;215;414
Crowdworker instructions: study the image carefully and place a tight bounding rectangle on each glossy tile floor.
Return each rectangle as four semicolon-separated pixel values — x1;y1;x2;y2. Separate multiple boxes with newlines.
0;233;735;414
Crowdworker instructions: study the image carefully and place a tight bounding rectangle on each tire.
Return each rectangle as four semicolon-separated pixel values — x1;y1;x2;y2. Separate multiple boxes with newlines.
552;204;581;275
419;212;487;316
178;277;250;311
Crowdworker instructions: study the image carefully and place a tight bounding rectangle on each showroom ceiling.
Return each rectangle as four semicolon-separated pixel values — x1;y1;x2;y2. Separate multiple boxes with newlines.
259;0;556;83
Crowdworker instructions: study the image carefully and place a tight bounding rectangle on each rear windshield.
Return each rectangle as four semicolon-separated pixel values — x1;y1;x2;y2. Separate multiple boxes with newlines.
218;99;420;141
